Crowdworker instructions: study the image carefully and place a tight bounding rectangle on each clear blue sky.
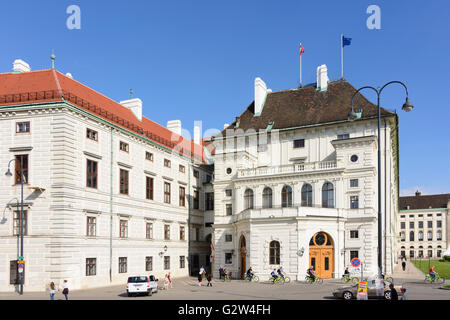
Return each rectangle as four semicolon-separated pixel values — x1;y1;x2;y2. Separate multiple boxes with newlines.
1;0;449;196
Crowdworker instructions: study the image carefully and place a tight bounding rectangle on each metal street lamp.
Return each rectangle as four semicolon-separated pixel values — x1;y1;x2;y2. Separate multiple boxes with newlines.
5;158;26;295
348;81;413;282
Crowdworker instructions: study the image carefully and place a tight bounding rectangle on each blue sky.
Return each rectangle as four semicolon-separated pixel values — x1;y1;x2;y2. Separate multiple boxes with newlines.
1;0;449;196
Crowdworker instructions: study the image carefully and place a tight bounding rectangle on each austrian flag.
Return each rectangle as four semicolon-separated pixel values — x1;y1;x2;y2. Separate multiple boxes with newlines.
299;43;305;55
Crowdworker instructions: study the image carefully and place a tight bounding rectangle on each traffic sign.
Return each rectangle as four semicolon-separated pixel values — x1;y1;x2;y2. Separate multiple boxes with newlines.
351;258;361;267
18;256;24;260
18;264;24;273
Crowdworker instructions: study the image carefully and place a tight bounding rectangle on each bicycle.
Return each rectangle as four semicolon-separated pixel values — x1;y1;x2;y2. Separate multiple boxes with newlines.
341;274;359;285
222;274;232;282
375;274;394;284
305;275;323;284
424;272;445;284
245;274;259;282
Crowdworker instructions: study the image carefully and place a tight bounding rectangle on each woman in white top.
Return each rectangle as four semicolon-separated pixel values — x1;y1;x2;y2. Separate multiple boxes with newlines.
61;280;69;300
49;282;56;300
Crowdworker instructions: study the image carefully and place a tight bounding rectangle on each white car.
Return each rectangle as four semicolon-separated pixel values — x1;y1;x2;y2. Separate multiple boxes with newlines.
127;275;158;297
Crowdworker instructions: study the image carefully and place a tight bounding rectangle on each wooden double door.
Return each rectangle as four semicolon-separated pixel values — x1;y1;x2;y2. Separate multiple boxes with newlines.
309;232;334;279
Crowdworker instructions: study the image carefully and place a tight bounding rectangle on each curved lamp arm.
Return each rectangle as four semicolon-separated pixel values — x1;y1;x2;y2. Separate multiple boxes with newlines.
349;86;379;120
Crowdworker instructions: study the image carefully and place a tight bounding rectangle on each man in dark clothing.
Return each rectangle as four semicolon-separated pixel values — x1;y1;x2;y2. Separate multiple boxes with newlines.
389;283;398;300
401;260;406;271
219;266;224;280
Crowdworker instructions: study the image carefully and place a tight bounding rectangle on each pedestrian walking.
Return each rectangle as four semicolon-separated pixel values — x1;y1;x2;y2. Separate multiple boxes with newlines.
198;266;205;286
167;272;173;288
389;283;398;300
61;280;69;300
219;266;224;280
206;274;212;287
400;287;408;300
49;282;56;300
401;260;406;271
163;274;169;290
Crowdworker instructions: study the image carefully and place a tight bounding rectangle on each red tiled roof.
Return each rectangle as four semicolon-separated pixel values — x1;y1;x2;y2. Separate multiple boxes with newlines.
0;69;207;163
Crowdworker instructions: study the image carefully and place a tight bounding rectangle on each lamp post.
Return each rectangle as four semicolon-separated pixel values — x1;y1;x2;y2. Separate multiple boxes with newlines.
5;158;26;295
348;81;413;281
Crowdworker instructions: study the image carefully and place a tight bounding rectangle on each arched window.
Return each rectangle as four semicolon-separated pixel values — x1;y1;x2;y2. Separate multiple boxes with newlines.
409;231;414;242
427;231;432;241
262;187;273;208
281;185;293;207
322;182;334;208
269;240;280;265
437;230;442;240
301;184;313;207
244;189;254;210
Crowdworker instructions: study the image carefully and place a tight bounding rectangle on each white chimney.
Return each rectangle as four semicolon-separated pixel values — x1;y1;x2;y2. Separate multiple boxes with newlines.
65;72;73;79
13;59;31;73
120;98;143;121
316;64;329;91
193;125;201;145
167;120;182;136
254;77;268;116
223;123;229;130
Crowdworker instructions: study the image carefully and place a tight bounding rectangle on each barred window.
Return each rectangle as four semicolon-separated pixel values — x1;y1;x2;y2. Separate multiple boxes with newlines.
86;159;98;188
119;257;127;273
164;182;171;204
120;220;128;238
119;169;129;195
180;256;185;269
269;241;280;265
146;177;154;200
87;217;96;237
146;222;153;239
86;258;96;276
15;155;28;185
13;211;27;236
145;256;153;271
164;256;170;270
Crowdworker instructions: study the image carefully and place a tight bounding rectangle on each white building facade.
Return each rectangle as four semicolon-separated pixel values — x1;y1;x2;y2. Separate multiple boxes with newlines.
210;66;400;280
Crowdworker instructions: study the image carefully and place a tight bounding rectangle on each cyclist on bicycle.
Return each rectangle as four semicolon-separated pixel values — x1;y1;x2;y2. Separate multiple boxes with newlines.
307;266;316;282
246;267;254;280
429;265;437;282
342;267;350;279
277;266;285;280
271;269;278;281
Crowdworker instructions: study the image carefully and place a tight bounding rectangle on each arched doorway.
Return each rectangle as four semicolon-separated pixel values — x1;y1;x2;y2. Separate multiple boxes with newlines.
309;232;334;279
240;235;246;279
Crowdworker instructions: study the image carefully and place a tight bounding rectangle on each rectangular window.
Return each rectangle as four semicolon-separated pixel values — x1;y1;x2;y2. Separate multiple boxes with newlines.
195;227;200;241
350;195;359;209
119;141;129;152
180;256;185;269
164;182;171;204
205;193;214;211
409;250;414;258
14;155;28;185
337;133;349;140
193;190;199;209
324;257;329;271
225;189;232;197
180;226;185;240
350;230;359;239
225;234;232;242
419;221;423;228
13;210;27;236
193;170;199;178
428;221;433;228
226;204;232;216
418;214;423;217
86;128;98;141
164;224;170;240
120;220;128;238
86;258;96;276
293;139;305;148
350;179;358;188
146;256;153;271
164;159;171;168
164;256;170;270
87;216;96;237
400;215;405;218
179;186;186;207
350;250;359;262
145;152;153;161
146;176;154;200
409;222;414;229
401;222;405;229
428;250;433;258
119;169;129;195
427;214;433;217
437;220;442;228
16;121;30;133
119;257;127;273
146;222;153;239
204;174;212;184
225;253;232;264
409;215;414;218
86;159;98;188
179;165;185;173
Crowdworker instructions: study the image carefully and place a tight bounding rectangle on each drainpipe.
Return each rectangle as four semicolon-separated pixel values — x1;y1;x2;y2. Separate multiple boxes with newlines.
188;161;191;276
109;127;114;282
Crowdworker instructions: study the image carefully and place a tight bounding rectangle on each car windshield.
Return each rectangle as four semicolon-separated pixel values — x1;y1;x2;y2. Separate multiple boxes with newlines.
128;276;148;283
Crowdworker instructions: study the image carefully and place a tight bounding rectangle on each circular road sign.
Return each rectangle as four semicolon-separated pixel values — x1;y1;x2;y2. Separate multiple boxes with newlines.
351;258;361;267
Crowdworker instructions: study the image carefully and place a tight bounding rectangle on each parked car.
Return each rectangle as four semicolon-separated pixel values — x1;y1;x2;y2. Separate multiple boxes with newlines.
127;275;158;297
332;280;403;300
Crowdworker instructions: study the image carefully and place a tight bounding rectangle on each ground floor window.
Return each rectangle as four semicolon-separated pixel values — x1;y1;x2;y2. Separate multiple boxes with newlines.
10;260;25;285
409;250;414;258
350;250;359;262
86;258;96;276
180;256;185;269
225;253;232;265
428;250;433;258
146;256;153;271
164;256;170;270
119;257;127;273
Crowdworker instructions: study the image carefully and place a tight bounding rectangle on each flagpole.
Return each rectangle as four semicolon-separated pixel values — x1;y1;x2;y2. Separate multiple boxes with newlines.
341;34;344;79
299;50;302;87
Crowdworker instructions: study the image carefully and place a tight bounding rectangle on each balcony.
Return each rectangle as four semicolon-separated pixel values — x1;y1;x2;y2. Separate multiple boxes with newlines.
237;160;338;178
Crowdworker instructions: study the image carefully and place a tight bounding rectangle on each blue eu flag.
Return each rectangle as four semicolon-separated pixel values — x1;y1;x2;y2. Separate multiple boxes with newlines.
342;36;352;47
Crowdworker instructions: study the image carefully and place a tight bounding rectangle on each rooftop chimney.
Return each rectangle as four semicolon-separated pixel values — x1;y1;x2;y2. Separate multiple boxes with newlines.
65;72;73;79
193;124;201;145
167;120;182;136
415;190;421;197
316;64;329;91
13;59;31;73
254;77;268;116
223;123;229;130
120;98;143;121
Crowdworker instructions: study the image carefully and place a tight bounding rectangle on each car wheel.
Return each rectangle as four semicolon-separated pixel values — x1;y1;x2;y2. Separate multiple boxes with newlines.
127;293;131;297
384;291;391;300
343;291;353;300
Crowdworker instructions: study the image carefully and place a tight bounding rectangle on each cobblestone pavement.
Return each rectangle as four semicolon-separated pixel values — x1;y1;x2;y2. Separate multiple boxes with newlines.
0;277;448;300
